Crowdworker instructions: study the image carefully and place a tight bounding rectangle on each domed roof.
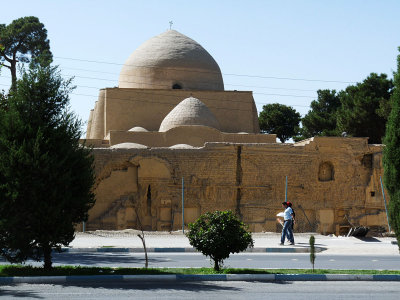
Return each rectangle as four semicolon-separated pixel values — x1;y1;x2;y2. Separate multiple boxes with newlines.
110;143;148;149
169;144;197;149
128;126;148;132
119;30;224;91
159;97;220;132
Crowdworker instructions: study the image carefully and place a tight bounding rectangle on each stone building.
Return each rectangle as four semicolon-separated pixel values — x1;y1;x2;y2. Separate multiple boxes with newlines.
83;30;388;235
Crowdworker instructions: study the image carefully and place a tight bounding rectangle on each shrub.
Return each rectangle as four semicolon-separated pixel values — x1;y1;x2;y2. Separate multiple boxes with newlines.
186;210;254;271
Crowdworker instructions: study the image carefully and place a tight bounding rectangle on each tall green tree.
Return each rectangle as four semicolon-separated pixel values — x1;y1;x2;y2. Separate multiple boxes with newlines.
337;73;393;144
299;89;341;139
259;103;301;143
0;65;95;270
0;16;52;89
383;49;400;250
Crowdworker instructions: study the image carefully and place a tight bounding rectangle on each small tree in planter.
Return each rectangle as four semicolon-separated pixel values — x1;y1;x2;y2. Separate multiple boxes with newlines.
186;210;254;271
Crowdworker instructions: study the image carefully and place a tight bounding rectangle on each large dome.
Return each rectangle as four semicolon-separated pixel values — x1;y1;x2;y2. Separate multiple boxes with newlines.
159;97;220;132
119;30;224;91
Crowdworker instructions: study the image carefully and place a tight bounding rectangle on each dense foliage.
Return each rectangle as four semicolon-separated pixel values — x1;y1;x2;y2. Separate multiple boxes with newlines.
383;49;400;250
287;73;393;143
186;210;254;271
259;103;301;143
297;89;341;140
0;16;52;89
337;73;393;144
0;65;95;270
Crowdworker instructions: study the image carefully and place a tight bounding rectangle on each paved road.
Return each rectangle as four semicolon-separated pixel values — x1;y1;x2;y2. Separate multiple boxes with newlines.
2;281;400;299
2;253;400;270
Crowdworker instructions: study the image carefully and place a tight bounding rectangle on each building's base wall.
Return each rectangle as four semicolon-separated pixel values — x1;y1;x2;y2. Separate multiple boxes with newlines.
84;137;388;235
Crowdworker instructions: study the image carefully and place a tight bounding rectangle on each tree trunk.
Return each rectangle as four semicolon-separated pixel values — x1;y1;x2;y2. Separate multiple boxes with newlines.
213;259;220;271
137;234;148;268
43;245;52;270
10;61;17;91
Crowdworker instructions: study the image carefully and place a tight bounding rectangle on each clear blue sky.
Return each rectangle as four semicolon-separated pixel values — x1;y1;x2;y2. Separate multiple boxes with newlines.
1;0;399;129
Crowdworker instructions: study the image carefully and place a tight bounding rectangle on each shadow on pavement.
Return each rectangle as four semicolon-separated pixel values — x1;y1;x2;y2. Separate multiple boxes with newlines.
0;287;43;299
57;279;291;290
295;242;327;246
354;237;381;243
52;252;166;266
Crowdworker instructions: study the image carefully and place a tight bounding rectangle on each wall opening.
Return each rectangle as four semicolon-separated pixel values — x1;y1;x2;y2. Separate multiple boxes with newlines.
172;83;182;89
362;154;373;169
318;162;334;181
146;185;152;216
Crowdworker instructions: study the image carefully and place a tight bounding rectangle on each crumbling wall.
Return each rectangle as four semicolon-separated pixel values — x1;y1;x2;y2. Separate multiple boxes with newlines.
85;138;387;234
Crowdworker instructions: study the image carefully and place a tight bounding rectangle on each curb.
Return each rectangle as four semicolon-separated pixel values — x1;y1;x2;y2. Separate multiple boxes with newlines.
61;246;326;254
1;273;399;284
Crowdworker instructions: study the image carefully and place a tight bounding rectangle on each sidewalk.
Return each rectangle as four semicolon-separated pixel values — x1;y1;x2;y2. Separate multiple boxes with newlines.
66;230;399;255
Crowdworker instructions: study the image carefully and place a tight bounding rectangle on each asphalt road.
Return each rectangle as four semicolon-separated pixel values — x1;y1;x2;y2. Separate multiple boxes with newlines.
2;252;400;270
2;281;400;299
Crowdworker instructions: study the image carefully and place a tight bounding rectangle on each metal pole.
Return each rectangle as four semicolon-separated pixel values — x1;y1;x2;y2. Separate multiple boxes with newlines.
380;176;391;232
285;176;288;203
82;221;85;233
182;177;185;234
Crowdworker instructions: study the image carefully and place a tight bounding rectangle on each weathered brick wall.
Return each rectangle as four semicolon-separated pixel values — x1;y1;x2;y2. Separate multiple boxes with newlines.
85;137;387;235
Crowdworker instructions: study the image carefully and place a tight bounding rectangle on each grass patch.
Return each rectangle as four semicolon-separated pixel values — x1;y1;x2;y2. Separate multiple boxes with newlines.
0;265;400;277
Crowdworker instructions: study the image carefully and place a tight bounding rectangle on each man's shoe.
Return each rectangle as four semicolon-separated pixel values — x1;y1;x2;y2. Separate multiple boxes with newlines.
289;242;295;245
279;243;284;246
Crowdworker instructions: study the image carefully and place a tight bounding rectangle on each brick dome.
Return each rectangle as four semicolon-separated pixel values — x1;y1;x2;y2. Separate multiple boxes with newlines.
159;97;220;132
119;30;224;91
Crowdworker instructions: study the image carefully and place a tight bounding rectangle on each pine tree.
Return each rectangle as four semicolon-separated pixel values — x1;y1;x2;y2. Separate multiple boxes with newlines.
0;65;95;269
383;48;400;250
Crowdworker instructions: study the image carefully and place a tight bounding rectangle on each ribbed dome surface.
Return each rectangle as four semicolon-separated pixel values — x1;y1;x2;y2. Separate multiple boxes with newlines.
119;30;224;90
159;97;220;132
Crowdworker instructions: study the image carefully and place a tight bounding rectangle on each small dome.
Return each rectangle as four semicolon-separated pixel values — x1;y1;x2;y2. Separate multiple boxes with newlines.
119;30;224;91
169;144;197;149
128;126;148;132
159;97;220;132
110;143;148;149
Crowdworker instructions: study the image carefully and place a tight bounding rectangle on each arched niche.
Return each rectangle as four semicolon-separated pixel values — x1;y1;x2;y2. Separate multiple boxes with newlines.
130;156;172;179
318;161;334;182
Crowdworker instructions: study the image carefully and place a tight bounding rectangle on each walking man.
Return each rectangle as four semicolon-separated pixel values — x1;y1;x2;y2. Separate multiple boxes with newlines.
280;202;295;245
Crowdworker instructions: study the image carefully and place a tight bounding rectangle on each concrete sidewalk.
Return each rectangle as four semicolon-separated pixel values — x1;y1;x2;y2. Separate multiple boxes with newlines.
67;230;399;255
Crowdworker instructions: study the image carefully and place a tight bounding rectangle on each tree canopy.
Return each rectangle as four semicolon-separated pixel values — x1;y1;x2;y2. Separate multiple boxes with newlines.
299;89;341;140
0;16;52;89
0;64;95;270
336;73;393;144
295;73;393;143
186;210;253;271
259;103;301;143
383;49;400;249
